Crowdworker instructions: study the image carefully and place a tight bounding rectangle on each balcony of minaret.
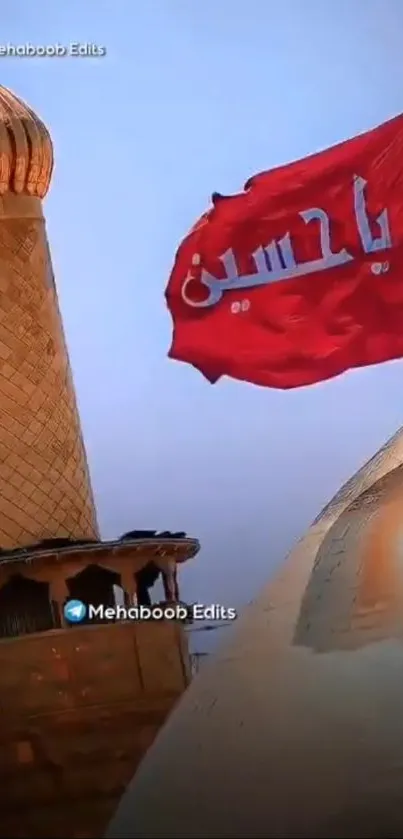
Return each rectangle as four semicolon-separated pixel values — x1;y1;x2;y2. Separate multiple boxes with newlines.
0;530;198;638
0;530;199;839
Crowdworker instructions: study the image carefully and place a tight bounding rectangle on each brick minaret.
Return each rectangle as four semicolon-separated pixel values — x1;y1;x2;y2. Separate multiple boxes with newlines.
0;86;98;546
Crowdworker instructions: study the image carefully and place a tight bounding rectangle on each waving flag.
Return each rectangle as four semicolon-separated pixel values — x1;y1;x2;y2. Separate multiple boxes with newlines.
165;114;403;389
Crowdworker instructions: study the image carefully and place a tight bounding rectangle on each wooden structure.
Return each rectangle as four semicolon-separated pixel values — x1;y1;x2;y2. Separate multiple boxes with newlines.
0;531;199;838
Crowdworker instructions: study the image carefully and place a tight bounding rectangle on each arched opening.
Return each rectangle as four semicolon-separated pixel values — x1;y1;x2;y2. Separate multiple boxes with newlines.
67;564;121;624
135;561;161;606
0;574;55;639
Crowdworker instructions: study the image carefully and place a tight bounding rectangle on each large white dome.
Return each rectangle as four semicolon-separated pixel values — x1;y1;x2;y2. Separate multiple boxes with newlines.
107;427;403;838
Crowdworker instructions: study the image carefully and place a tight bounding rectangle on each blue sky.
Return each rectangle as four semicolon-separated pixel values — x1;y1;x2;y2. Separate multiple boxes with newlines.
3;1;403;625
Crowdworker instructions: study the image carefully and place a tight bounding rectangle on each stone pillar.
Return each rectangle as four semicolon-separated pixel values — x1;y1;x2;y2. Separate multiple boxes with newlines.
49;572;69;627
120;564;138;606
157;558;178;602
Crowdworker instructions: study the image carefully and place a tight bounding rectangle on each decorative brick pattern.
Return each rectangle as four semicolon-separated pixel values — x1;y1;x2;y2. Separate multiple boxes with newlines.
0;215;99;546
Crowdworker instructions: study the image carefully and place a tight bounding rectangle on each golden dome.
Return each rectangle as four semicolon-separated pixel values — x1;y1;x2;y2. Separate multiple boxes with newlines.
107;427;403;839
0;85;53;198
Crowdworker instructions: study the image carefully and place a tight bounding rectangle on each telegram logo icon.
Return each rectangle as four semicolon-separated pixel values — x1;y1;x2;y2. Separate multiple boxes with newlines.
64;599;87;623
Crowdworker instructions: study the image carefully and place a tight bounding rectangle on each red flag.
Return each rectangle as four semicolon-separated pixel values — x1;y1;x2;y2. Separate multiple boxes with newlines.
165;114;403;389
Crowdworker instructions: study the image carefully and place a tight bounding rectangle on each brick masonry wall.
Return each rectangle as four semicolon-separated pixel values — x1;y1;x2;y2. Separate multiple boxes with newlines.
0;196;98;546
0;620;190;838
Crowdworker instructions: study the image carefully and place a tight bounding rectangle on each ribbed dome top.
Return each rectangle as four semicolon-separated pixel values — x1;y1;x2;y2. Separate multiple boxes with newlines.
0;85;53;198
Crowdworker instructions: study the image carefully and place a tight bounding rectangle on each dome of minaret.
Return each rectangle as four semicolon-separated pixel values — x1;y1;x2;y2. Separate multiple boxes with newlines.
0;85;53;198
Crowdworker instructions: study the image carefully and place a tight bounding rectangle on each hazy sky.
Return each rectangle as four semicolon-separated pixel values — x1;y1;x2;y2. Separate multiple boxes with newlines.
3;1;403;624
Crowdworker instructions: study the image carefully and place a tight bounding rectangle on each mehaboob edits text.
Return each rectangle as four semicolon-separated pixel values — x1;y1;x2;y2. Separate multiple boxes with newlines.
86;603;237;622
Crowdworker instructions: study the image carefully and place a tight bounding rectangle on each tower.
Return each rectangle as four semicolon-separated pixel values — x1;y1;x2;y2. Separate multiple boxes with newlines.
0;86;98;547
108;428;403;839
0;86;200;839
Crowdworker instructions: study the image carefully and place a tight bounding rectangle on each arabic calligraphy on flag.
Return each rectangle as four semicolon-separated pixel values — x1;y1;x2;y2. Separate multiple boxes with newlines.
165;113;403;389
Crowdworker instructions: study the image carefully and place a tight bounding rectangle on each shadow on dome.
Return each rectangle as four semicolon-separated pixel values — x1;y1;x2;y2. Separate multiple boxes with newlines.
294;463;403;652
